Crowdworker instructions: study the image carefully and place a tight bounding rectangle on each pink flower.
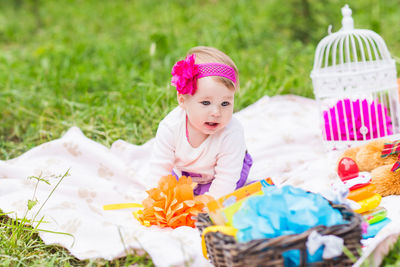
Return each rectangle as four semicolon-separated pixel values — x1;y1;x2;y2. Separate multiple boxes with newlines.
171;54;199;95
323;99;392;141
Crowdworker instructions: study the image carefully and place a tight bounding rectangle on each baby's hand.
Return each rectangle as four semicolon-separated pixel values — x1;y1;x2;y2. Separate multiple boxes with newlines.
195;194;214;205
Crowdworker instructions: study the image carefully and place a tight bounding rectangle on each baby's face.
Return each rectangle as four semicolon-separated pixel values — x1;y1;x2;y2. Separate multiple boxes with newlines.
180;76;235;136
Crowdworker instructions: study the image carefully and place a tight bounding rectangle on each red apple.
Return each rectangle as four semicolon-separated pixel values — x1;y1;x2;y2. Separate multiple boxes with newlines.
337;157;359;181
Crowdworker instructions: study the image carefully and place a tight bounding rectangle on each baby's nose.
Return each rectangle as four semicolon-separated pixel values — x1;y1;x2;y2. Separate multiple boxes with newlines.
211;105;221;116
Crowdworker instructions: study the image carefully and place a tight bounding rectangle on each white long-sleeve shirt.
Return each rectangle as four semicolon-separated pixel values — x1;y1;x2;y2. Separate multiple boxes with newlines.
149;106;247;198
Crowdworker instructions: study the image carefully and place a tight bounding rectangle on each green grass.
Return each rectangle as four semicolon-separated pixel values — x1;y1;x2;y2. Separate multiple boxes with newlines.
381;238;400;266
1;0;400;265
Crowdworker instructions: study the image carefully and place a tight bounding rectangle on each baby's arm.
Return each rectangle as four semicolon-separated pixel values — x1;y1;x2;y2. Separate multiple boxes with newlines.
148;123;176;186
208;129;247;198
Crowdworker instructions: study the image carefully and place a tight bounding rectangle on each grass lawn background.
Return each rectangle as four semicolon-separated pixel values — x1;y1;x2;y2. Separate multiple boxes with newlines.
1;0;400;265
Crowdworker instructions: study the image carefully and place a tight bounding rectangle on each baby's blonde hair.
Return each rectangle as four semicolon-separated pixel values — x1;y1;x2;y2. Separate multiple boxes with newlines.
188;46;239;90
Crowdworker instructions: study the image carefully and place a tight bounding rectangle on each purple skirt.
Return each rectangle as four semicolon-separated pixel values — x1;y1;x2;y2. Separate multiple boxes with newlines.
173;151;253;195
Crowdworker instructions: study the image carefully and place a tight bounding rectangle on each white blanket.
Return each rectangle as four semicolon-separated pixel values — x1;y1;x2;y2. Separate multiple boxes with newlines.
1;95;399;266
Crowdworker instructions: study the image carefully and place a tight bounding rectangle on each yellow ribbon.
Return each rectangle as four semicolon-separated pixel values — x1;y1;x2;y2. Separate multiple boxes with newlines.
103;203;143;210
201;225;238;259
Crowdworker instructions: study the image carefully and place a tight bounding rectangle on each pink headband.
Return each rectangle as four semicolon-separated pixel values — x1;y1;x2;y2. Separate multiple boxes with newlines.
171;54;237;95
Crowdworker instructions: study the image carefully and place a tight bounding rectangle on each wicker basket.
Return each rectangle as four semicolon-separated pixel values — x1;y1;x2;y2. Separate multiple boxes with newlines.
196;204;362;267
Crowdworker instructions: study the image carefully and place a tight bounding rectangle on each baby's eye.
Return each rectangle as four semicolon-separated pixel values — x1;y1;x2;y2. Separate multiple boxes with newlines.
221;101;230;107
201;101;211;106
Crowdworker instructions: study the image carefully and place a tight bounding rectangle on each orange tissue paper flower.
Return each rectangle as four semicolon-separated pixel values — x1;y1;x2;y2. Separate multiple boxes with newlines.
135;175;213;229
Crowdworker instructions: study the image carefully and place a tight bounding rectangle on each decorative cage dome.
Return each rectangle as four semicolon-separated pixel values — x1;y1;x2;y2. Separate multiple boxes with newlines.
311;5;399;150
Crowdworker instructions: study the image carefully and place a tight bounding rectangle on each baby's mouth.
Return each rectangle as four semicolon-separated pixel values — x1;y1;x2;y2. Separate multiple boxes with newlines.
205;122;219;127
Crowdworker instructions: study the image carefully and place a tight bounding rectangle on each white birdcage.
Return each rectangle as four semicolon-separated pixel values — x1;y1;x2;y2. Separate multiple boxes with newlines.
311;4;400;150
